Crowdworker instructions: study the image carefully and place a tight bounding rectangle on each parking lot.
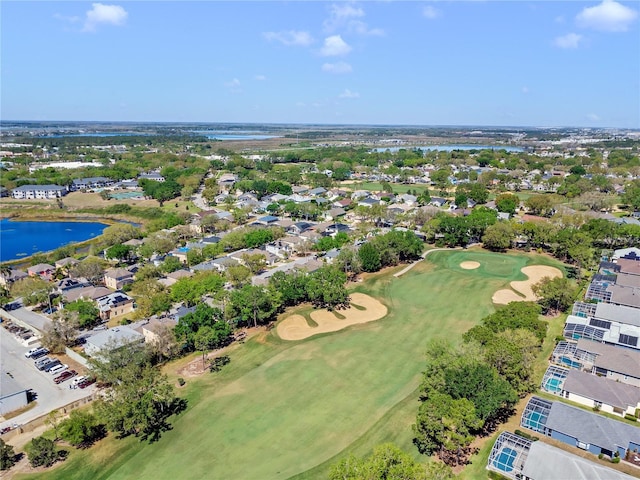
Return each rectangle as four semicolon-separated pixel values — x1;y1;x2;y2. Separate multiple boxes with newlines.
0;324;95;431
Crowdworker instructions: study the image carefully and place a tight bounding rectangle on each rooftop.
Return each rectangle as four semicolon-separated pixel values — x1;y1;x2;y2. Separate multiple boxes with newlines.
576;338;640;378
563;369;640;410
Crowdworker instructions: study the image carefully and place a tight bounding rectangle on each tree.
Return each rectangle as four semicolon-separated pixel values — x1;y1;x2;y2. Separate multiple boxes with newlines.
65;300;100;329
174;304;231;352
26;436;62;468
413;392;482;462
329;443;454;480
170;272;225;306
358;242;381;272
495;193;519;214
42;312;80;353
525;194;555;216
482;222;514;251
193;326;220;369
59;410;104;448
269;270;310;307
227;285;281;328
105;244;132;263
101;223;141;247
0;439;16;471
68;256;106;284
92;349;184;443
336;246;362;278
160;256;183;273
241;253;267;274
306;266;349;309
225;264;252;287
532;276;577;314
10;276;52;307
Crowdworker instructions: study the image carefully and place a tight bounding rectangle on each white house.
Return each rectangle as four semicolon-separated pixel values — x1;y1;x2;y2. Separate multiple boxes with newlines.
12;184;67;199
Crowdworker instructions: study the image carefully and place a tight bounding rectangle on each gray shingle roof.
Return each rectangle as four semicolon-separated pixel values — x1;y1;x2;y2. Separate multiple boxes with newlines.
594;303;640;327
563;369;640;410
546;401;640;450
576;338;640;378
522;441;636;480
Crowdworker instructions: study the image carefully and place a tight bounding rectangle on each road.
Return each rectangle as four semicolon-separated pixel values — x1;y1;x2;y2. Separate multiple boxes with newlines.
0;326;95;430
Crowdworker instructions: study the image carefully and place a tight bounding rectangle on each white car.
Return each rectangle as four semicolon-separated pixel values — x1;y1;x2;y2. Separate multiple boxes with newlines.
71;376;86;386
25;347;42;358
48;364;68;376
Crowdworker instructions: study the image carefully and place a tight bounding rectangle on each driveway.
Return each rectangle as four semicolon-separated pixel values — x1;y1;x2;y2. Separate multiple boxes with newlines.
0;327;95;430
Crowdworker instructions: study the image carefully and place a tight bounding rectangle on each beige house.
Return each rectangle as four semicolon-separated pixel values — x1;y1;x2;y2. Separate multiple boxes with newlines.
104;268;135;290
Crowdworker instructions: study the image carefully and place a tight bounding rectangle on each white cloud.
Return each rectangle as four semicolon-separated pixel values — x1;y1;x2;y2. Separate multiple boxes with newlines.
255;75;267;81
423;6;441;20
263;31;313;47
322;62;353;74
554;33;583;49
521;86;530;94
576;0;638;32
339;89;360;99
54;13;81;23
225;78;241;88
83;3;128;32
587;113;601;121
323;3;383;36
321;35;352;56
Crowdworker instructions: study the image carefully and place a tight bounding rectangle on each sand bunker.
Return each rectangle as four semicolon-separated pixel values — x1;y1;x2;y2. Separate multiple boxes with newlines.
460;261;480;270
492;265;563;305
277;293;388;341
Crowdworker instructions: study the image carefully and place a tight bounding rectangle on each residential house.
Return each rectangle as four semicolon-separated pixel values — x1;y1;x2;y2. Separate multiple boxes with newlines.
217;173;238;191
541;365;640;418
55;277;90;295
27;263;55;280
487;431;635;480
71;177;113;191
0;268;28;288
191;257;238;273
323;207;346;221
63;286;112;303
138;172;165;182
358;197;381;208
307;187;327;197
563;302;640;350
12;185;67;199
257;215;280;226
520;396;640;459
266;236;310;258
429;197;447;208
158;269;193;287
140;317;178;346
287;221;314;236
551;339;640;387
84;325;144;358
104;268;135;290
96;292;135;320
54;257;79;272
252;257;323;286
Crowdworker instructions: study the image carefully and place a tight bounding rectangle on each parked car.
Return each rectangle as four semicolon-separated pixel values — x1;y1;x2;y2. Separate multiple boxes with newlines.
25;347;42;358
26;347;48;359
31;349;49;360
78;378;96;389
48;364;68;376
42;360;62;372
35;357;53;370
54;370;77;384
71;375;86;386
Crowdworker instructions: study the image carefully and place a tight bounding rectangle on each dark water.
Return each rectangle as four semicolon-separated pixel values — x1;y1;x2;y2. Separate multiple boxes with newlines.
0;219;108;262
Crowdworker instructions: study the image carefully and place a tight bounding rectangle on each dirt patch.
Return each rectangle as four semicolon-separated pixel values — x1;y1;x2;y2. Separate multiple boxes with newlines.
277;293;388;341
492;265;563;305
460;261;480;270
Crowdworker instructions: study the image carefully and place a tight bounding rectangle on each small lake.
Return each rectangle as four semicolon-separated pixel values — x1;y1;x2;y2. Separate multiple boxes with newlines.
373;144;525;153
189;130;281;140
0;219;108;262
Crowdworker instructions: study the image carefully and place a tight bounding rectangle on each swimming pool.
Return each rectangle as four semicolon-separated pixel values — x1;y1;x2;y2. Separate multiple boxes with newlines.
493;447;517;473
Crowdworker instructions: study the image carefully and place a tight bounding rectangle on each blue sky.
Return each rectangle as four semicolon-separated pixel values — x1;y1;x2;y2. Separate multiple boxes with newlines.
2;1;639;128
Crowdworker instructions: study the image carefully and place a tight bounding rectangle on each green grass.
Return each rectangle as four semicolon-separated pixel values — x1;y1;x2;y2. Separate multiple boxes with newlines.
20;250;566;480
340;181;433;195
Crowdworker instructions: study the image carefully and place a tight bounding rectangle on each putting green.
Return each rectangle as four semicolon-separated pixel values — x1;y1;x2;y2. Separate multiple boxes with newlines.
24;250;563;480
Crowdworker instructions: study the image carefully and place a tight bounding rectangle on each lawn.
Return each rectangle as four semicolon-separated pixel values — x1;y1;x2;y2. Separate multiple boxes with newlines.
20;250;565;480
